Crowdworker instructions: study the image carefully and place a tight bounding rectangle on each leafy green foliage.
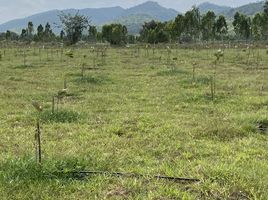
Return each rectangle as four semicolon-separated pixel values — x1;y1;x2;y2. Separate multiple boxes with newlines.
102;24;128;45
233;12;251;39
139;20;170;43
59;12;90;45
38;109;81;123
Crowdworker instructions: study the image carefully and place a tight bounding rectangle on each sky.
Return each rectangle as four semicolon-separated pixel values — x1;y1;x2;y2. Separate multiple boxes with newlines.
0;0;259;24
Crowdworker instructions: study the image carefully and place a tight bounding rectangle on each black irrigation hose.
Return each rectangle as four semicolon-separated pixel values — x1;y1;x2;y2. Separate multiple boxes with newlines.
64;170;200;183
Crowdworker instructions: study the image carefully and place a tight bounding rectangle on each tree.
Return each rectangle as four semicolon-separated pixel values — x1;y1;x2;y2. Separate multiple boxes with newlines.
58;12;90;45
173;14;185;39
28;21;34;36
60;30;65;40
43;22;55;42
232;12;251;39
36;24;44;41
139;20;157;43
233;12;241;36
201;11;216;40
88;25;97;42
127;35;136;44
96;32;102;42
184;7;201;40
139;21;170;44
215;15;228;39
252;13;262;40
264;0;268;15
102;24;113;43
242;17;251;39
20;29;27;39
102;24;128;45
261;1;268;39
5;30;11;41
165;21;176;41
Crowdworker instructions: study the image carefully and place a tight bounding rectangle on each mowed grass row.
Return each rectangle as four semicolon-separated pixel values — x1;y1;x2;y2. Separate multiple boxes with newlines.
0;46;267;199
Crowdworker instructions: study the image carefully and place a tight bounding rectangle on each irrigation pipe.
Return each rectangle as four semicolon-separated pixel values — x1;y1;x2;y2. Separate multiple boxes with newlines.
62;170;200;183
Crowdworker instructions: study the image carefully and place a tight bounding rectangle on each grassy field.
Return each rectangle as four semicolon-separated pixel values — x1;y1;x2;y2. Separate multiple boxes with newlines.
0;45;267;199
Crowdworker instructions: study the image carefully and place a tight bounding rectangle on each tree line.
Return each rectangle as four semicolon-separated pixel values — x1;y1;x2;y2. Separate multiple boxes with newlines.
140;1;268;43
1;1;267;45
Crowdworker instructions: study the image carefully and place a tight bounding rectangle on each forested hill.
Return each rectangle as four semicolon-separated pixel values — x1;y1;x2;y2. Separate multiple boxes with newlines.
198;1;265;17
0;1;178;34
0;1;265;35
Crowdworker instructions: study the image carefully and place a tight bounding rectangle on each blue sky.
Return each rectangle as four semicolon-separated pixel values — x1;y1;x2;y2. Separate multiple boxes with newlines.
0;0;258;24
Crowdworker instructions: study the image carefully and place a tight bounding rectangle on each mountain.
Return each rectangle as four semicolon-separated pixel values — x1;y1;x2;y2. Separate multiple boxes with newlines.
0;1;178;34
226;1;265;17
0;7;125;33
122;1;178;21
198;2;231;15
111;14;155;35
110;1;178;34
198;1;265;18
1;1;264;35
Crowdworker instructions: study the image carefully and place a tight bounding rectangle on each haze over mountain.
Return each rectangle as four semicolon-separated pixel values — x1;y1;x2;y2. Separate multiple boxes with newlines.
0;0;259;24
198;2;231;15
0;1;178;34
0;1;265;35
198;1;265;17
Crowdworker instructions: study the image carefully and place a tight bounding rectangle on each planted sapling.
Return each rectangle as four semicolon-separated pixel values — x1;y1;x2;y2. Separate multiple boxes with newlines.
56;88;68;110
31;101;43;164
210;76;215;101
192;61;198;84
166;46;171;65
23;50;26;66
210;49;224;101
38;48;42;61
214;49;224;64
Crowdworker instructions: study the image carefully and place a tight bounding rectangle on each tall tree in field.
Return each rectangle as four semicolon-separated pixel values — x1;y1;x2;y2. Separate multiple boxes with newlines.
252;13;262;40
140;20;157;42
43;22;54;42
262;1;268;39
166;21;176;41
88;25;97;41
264;0;268;15
201;11;216;40
36;24;44;41
154;22;170;43
102;24;113;43
27;22;34;36
5;30;11;41
242;17;251;39
173;14;185;39
102;24;128;45
233;12;251;39
233;12;241;37
58;12;90;45
60;30;65;40
20;29;27;40
184;6;201;40
214;15;228;40
4;31;18;41
139;20;170;44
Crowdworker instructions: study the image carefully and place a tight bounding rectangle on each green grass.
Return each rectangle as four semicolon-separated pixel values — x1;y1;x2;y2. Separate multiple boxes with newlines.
37;109;82;124
0;46;267;199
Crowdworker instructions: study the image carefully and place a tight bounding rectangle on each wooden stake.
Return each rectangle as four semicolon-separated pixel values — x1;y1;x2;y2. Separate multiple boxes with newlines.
52;96;55;114
211;76;214;101
35;121;42;164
